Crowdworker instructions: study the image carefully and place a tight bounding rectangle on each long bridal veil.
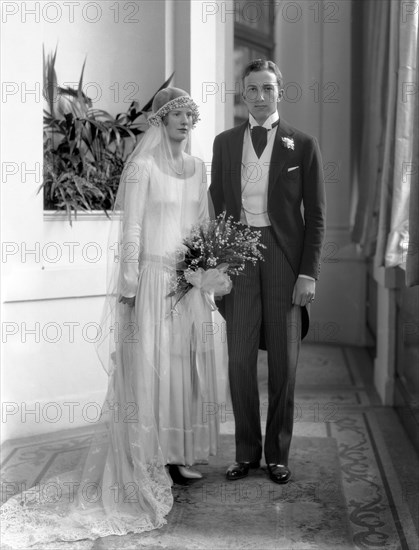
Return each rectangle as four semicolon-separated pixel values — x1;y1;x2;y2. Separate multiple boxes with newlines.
1;115;213;548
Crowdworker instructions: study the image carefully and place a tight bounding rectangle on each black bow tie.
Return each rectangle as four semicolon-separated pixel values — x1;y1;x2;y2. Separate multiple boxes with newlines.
250;120;279;158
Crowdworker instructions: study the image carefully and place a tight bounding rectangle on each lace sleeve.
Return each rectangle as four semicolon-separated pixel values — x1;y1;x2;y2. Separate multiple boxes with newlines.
120;158;150;298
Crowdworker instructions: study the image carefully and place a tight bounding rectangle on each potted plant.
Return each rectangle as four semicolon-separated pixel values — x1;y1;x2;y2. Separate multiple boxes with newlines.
41;47;173;224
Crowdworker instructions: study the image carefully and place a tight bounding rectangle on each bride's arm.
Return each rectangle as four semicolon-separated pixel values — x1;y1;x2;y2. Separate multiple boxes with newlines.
120;158;149;302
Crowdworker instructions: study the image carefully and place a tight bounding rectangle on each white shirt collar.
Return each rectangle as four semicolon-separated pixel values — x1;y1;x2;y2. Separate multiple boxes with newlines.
249;111;279;130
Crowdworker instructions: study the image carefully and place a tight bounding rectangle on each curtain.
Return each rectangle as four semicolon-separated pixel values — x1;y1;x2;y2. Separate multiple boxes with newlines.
406;32;419;287
351;0;419;286
351;1;390;255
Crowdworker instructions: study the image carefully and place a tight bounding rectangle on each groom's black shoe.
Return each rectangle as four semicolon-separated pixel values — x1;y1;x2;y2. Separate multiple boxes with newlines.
267;464;291;484
226;461;260;481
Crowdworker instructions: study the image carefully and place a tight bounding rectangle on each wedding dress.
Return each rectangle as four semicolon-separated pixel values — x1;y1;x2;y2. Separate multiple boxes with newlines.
1;148;219;548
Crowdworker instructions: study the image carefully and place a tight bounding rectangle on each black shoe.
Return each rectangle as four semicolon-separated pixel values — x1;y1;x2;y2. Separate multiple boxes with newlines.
267;464;291;484
226;461;260;481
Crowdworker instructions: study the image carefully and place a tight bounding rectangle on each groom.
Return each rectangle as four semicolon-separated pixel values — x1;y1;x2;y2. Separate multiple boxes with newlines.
210;59;326;484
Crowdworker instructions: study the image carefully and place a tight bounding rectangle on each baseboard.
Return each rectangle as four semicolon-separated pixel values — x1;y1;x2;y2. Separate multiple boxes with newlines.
0;390;107;444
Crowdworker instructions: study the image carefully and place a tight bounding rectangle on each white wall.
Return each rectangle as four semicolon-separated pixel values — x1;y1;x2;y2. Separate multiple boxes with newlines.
42;0;167;116
169;0;234;165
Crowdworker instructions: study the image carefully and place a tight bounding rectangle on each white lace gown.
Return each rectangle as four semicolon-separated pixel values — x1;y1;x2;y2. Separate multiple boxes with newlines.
1;154;219;548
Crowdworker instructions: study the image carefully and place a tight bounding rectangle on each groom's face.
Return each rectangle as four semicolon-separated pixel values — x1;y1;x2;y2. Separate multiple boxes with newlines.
242;69;283;124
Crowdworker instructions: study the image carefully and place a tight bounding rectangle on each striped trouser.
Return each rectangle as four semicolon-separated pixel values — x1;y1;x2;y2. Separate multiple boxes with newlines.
224;226;301;465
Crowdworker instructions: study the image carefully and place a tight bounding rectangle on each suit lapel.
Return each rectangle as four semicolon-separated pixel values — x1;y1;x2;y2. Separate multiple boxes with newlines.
230;122;247;215
268;119;294;199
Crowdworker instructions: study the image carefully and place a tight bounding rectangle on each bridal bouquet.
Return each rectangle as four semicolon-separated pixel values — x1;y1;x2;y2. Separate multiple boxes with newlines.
169;212;265;308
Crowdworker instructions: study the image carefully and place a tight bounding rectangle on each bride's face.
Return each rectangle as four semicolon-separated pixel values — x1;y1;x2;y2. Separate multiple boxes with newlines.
164;108;194;142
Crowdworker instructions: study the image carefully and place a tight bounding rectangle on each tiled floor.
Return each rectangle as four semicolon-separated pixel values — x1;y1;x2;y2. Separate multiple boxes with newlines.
2;344;419;549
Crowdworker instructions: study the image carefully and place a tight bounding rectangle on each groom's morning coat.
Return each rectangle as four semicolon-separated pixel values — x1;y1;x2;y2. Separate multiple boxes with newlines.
210;118;326;339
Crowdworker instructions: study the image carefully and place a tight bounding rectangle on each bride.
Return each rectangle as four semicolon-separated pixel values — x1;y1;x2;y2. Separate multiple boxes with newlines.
1;87;220;548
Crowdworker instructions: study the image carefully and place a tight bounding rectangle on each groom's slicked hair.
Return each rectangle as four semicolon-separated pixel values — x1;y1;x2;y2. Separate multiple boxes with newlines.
241;59;283;88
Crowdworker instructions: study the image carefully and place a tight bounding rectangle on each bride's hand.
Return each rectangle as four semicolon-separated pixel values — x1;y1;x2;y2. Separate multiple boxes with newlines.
119;295;136;307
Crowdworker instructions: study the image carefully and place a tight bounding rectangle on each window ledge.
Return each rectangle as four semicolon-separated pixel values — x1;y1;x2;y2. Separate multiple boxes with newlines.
43;210;120;222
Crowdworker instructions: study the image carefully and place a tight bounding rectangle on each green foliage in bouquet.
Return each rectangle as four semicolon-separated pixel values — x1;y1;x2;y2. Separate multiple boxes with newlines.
169;213;266;305
41;46;173;224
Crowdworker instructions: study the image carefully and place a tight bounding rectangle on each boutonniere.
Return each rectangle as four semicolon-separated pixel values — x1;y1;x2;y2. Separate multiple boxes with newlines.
282;137;294;150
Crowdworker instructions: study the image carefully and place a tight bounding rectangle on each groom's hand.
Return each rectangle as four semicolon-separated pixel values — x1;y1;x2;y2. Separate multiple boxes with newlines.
292;277;315;307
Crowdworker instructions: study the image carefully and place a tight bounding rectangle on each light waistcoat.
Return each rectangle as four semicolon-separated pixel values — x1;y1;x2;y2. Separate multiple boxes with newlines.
240;114;278;227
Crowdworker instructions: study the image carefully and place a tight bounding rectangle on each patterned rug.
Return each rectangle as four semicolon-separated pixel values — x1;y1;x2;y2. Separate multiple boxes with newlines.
128;434;352;550
2;344;418;549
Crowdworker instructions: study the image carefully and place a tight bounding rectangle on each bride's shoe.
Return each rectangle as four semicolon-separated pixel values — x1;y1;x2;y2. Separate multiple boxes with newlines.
177;465;203;479
166;464;203;483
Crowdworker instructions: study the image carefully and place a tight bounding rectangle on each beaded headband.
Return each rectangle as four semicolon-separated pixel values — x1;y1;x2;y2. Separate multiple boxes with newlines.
148;96;200;127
